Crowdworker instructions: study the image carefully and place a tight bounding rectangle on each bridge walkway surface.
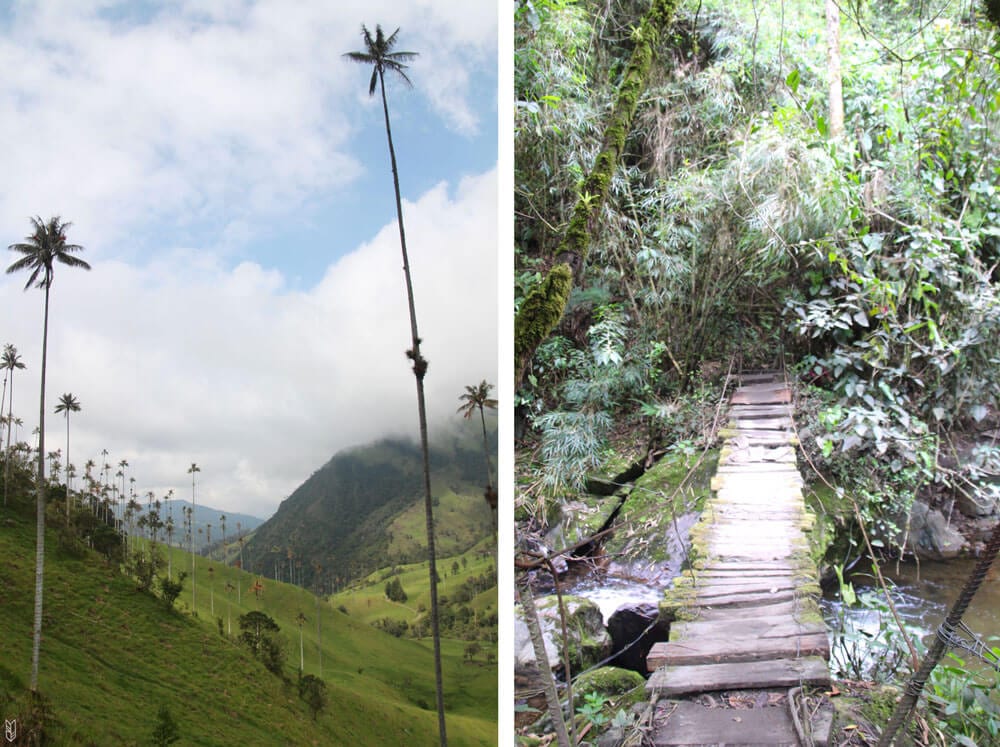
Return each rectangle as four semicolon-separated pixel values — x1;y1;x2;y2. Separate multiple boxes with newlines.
645;370;835;746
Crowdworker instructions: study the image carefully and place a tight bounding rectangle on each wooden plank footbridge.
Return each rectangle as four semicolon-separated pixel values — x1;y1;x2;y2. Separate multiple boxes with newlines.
645;371;834;746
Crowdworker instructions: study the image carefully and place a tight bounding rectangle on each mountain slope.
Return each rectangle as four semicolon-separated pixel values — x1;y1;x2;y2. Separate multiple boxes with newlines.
246;422;495;590
0;504;496;745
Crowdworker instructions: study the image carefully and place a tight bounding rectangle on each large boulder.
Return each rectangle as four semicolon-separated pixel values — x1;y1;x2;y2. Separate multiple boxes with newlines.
607;602;670;674
905;501;965;560
514;594;610;685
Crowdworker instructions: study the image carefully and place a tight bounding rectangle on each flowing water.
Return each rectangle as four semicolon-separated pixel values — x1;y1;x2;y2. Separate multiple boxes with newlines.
823;557;1000;676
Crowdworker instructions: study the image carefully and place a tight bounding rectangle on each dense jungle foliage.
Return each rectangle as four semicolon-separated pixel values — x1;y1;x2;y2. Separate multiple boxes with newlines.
515;0;1000;548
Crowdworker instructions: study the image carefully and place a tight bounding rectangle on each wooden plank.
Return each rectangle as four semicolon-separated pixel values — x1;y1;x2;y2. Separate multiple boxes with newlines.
646;657;831;696
686;576;797;592
686;600;803;622
724;429;798;444
714;465;801;476
648;632;830;667
730;389;792;405
729;404;792;415
735;382;788;392
652;701;799;746
688;588;798;608
670;616;827;641
693;568;799;579
731;417;793;430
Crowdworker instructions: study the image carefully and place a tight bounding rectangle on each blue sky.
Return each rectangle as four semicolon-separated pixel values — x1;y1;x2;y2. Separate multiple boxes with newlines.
0;0;499;518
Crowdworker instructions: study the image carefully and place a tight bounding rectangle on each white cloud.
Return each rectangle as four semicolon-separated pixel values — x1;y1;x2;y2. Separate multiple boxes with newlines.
0;0;497;254
1;168;497;518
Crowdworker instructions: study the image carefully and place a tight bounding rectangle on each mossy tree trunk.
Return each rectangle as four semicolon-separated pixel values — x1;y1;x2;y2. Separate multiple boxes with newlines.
514;0;678;387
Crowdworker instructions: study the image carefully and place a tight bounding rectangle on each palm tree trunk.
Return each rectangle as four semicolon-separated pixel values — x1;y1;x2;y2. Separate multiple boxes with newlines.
478;406;493;491
479;405;497;563
64;413;71;525
377;70;447;747
1;373;7;454
30;286;50;692
4;371;14;507
316;594;323;678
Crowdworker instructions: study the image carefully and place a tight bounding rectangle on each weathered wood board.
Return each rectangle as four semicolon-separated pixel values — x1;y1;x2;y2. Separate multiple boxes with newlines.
647;657;831;696
652;702;800;746
648;632;829;667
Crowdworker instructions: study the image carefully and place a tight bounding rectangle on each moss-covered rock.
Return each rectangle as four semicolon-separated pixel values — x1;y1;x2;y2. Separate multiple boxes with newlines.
603;451;716;572
555;494;626;545
574;666;646;700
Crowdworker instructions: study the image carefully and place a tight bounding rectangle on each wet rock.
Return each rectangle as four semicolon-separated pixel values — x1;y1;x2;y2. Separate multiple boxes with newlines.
607;602;669;673
514;595;610;684
905;501;965;560
955;486;999;518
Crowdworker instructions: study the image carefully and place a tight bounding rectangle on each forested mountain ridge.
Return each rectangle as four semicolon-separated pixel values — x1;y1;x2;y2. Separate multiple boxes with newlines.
247;421;496;591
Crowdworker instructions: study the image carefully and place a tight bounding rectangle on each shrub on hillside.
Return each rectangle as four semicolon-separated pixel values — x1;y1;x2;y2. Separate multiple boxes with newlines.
384;577;408;602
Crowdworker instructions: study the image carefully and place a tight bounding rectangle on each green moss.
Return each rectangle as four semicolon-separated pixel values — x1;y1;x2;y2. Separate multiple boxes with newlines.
859;685;901;726
604;452;716;562
575;666;646;697
514;263;573;384
560;494;624;542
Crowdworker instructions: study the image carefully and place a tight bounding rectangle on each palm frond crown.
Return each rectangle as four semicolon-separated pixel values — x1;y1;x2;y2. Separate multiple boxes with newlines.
457;380;498;418
7;216;91;290
343;24;418;96
55;392;80;415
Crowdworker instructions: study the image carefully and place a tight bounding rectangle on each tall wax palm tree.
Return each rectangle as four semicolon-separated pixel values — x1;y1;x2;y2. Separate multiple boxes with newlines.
457;380;498;502
188;462;200;608
457;381;498;559
2;344;26;506
344;26;447;746
54;392;81;525
7;215;91;692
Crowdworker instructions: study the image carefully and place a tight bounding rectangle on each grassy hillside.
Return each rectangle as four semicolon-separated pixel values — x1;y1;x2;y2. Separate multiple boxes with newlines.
0;505;496;745
245;421;496;590
335;539;497;630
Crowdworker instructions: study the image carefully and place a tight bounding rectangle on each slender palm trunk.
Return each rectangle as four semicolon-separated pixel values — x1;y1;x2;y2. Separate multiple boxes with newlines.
191;482;196;610
478;406;493;491
479;405;497;562
316;594;323;678
4;372;15;507
1;374;7;452
64;413;71;525
299;625;305;674
30;286;51;692
378;70;447;746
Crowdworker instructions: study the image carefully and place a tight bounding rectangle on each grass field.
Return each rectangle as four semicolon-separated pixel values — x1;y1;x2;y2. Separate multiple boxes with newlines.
0;503;497;745
334;540;497;628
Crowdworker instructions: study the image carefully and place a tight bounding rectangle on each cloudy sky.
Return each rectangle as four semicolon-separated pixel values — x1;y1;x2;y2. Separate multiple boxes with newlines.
0;0;499;519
